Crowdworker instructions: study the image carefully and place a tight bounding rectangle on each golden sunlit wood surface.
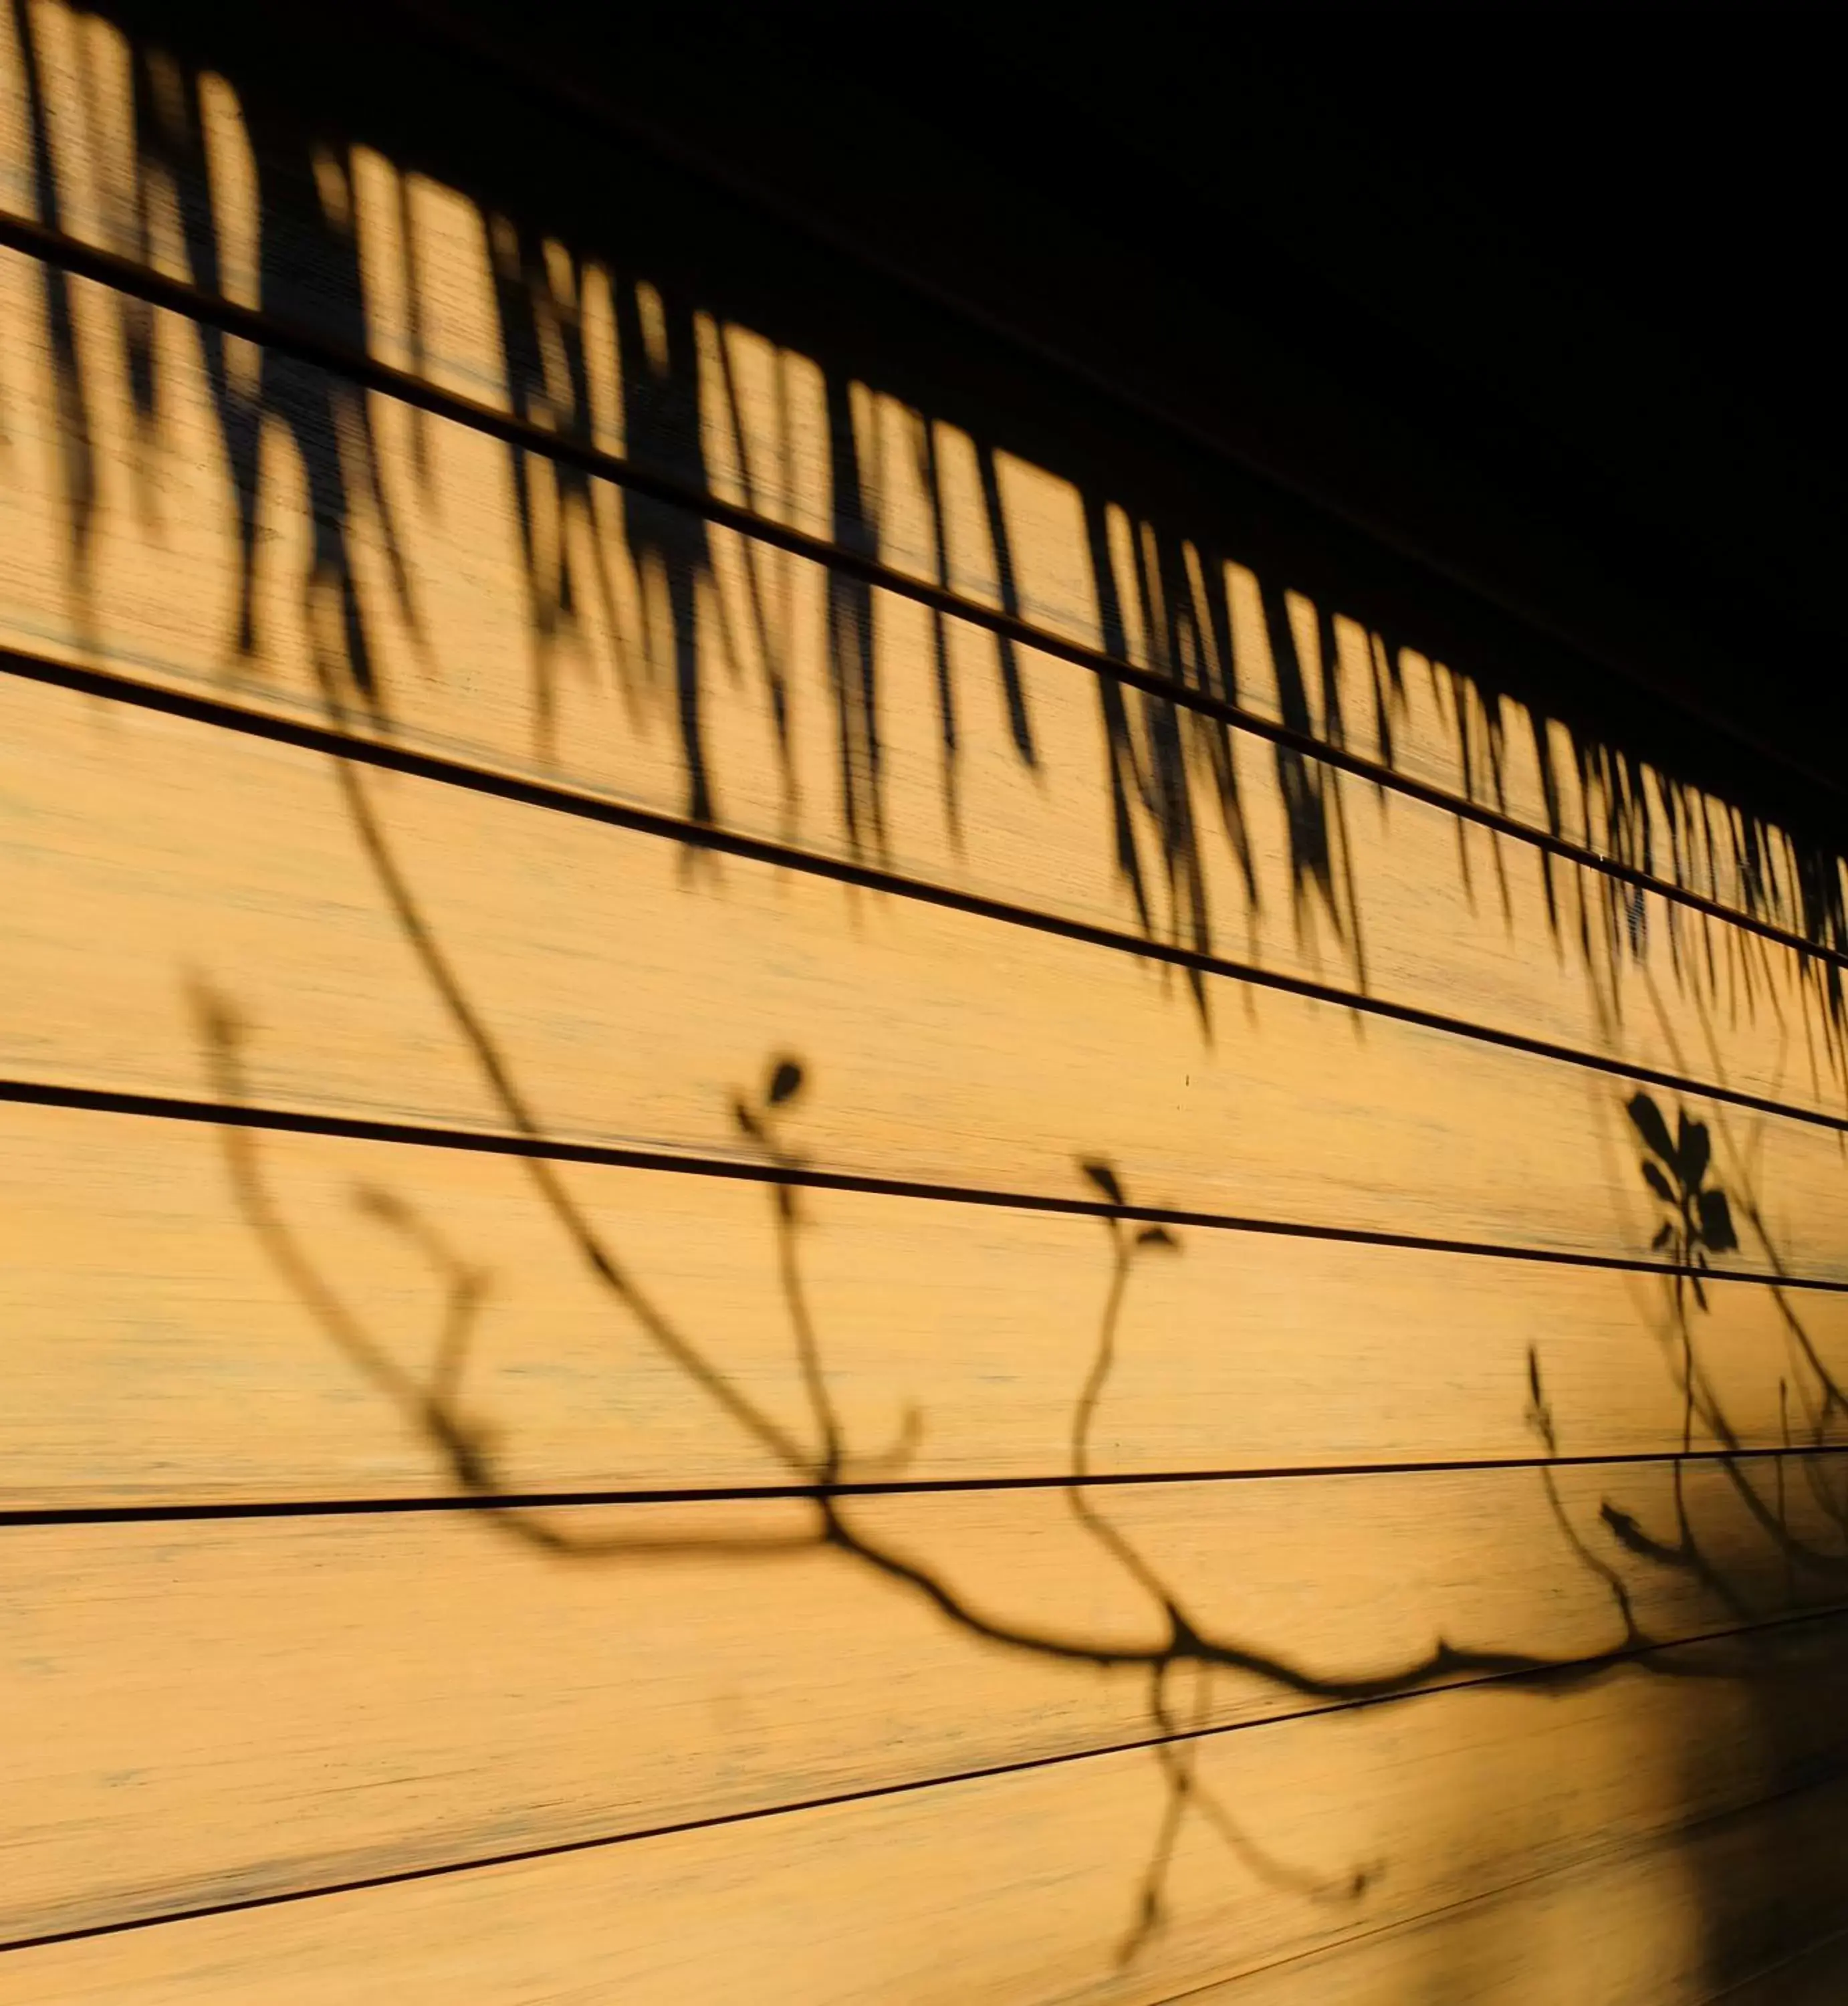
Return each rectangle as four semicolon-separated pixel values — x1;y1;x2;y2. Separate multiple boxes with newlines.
3;2;1848;1999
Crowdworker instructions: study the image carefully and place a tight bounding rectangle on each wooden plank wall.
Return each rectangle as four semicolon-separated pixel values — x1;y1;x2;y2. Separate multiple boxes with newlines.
3;3;1848;1999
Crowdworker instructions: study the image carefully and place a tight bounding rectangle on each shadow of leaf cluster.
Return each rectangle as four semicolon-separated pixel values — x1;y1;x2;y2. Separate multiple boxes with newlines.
17;0;1848;1063
13;0;1848;1977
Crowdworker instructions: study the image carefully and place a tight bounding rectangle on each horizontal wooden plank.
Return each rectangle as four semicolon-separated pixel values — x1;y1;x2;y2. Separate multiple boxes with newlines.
4;1099;1847;1504
4;0;1839;971
4;20;1841;2006
1190;1768;1848;2005
0;243;1837;1134
5;1610;1845;2001
1712;1928;1848;2006
5;1456;1843;1944
2;670;1843;1278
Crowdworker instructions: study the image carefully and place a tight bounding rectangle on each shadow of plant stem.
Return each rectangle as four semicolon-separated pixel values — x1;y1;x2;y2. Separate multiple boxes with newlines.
1070;1163;1374;1957
1636;961;1848;1553
1524;1092;1848;1647
1638;1087;1848;1581
27;0;1848;1071
187;755;1783;1959
49;0;1848;1090
9;1;1848;1968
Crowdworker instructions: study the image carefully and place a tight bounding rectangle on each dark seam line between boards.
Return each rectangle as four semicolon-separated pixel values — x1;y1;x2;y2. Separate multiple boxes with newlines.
5;641;1845;1139
5;54;1841;1993
1694;1918;1848;2006
4;1599;1845;1959
383;0;1848;853
9;1439;1848;1528
1159;1765;1848;2006
1;209;1841;976
5;1075;1847;1293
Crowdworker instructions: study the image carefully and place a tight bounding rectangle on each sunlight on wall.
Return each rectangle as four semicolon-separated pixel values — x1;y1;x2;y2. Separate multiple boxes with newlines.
3;3;1848;2001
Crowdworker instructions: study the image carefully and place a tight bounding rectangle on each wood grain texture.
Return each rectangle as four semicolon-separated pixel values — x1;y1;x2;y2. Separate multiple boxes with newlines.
0;247;1835;1135
3;1099;1845;1506
5;1613;1846;2001
4;8;1847;2000
5;1460;1843;1944
1707;1926;1848;2006
1;671;1840;1278
1187;1769;1848;2005
3;0;1839;969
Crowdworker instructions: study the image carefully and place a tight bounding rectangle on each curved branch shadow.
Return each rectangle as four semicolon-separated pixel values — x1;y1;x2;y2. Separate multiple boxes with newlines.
15;1;1848;1976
